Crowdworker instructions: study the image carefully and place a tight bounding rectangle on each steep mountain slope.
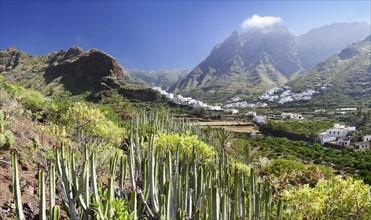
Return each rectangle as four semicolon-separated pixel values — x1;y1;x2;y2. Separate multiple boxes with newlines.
298;22;370;70
0;46;161;101
125;69;189;90
289;35;371;103
171;22;370;101
170;26;302;101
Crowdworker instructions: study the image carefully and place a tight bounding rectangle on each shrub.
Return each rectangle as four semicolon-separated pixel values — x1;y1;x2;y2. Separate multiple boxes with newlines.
155;133;216;162
61;102;125;147
281;176;371;219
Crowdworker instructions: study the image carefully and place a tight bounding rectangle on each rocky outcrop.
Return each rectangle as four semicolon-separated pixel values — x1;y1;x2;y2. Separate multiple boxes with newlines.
44;48;126;94
46;48;124;80
338;48;358;60
0;46;161;102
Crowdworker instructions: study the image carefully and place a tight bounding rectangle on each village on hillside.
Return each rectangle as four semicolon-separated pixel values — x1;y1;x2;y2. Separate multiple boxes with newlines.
153;87;370;151
153;84;329;114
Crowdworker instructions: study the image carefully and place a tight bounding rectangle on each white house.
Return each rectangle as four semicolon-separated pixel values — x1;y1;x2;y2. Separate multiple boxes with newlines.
363;135;371;142
253;116;267;124
166;93;174;99
319;124;356;145
325;124;355;137
336;108;357;112
355;142;370;150
281;113;304;120
226;109;239;114
335;137;351;147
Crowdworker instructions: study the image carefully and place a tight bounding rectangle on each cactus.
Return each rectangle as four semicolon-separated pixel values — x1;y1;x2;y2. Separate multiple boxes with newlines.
148;136;159;213
12;152;25;220
10;112;281;220
49;163;56;211
38;170;46;220
120;155;127;189
51;205;60;220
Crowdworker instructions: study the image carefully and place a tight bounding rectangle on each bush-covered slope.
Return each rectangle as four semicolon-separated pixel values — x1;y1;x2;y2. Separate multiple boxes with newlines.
289;35;371;104
0;46;162;102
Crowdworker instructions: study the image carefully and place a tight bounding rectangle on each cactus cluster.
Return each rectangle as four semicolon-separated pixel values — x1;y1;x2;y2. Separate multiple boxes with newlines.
12;152;61;220
11;113;281;219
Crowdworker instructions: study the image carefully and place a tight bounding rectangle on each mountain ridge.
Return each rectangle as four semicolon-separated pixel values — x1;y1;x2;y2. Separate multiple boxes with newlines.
289;34;371;104
170;22;370;101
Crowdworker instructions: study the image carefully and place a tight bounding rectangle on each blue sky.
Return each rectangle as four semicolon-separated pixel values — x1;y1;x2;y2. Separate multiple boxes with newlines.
1;1;370;70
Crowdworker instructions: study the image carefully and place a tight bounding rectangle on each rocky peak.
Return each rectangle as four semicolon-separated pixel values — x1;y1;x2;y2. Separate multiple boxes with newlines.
63;46;85;60
45;47;124;82
0;47;31;71
4;46;18;52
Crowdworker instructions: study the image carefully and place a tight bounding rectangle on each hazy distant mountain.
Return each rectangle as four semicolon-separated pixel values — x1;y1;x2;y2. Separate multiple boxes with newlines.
298;22;370;70
125;69;189;90
289;35;371;103
171;22;370;101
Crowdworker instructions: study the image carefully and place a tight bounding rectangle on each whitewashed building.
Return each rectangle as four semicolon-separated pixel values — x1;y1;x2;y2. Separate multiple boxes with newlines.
319;124;356;145
355;142;370;150
335;137;351;147
363;135;371;142
225;109;239;114
281;113;304;120
253;116;267;124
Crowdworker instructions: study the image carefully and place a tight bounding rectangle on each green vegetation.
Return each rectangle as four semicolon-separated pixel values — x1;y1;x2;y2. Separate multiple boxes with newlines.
262;120;335;138
61;102;125;147
236;137;371;184
2;77;371;219
0;111;14;150
155;133;216;162
282;176;371;219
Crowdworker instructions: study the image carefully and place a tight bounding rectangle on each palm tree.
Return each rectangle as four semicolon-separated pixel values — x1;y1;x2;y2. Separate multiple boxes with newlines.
214;128;234;152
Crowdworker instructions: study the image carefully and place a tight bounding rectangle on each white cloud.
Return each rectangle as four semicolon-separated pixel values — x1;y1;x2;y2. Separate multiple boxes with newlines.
241;14;282;29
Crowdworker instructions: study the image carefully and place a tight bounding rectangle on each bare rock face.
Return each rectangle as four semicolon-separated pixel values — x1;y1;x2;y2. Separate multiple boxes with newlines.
45;48;125;90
